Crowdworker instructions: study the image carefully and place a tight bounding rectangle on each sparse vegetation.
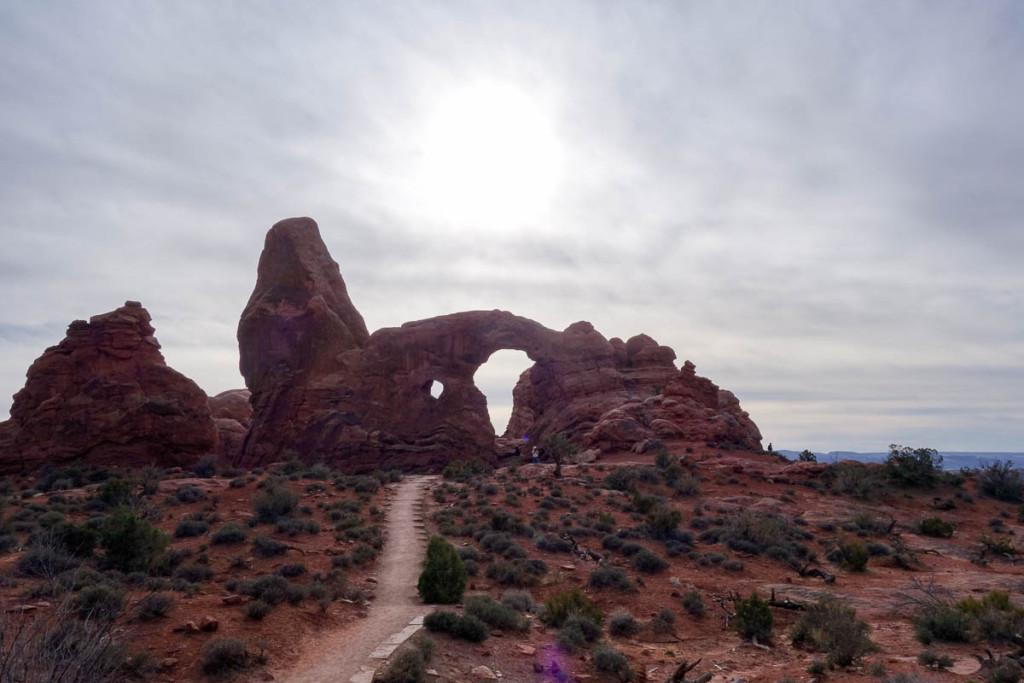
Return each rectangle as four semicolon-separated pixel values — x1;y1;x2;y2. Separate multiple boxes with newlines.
423;610;488;642
734;592;773;643
790;594;874;667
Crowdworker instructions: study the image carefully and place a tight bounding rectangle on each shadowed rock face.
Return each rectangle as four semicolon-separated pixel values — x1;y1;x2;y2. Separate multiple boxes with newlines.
237;218;761;472
0;301;217;473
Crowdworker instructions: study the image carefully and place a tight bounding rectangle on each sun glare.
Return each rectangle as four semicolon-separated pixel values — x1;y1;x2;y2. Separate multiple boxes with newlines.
416;82;563;231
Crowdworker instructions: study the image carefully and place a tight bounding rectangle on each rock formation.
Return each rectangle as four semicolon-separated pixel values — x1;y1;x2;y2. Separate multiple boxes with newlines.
0;301;216;473
237;218;761;471
209;389;252;463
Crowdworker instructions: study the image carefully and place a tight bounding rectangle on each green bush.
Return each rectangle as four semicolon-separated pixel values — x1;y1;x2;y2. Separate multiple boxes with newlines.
417;536;467;604
485;558;546;587
542;588;602;628
174;519;209;538
373;641;430;683
593;644;633;679
917;649;954;670
557;614;601;653
99;508;169;573
632;548;669;574
245;599;273;620
645;507;682;540
73;584;126;619
134;592;174;621
175;485;205;503
977;461;1024;503
501;589;535;613
441;460;493;481
588;567;635;592
918;517;955;538
252;480;299;523
98;478;134;508
884;445;943;488
608;611;641;637
603;467;637;492
201;638;250;675
423;610;488;642
734;592;773;643
789;594;874;667
464;594;526;631
682;590;705;617
837;538;870;572
212;522;249;545
252;535;289;557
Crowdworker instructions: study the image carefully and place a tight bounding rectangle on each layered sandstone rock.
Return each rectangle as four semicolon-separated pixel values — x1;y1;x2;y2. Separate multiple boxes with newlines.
209;389;252;462
0;302;216;473
237;217;761;472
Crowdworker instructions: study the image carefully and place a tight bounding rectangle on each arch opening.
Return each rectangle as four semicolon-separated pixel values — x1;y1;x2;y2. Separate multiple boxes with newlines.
473;349;533;436
428;379;444;399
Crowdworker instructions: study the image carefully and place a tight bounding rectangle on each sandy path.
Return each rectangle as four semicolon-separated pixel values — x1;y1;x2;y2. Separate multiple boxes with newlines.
282;475;436;682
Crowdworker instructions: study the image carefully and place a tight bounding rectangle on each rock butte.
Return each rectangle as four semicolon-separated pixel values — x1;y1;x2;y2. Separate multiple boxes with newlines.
0;217;762;473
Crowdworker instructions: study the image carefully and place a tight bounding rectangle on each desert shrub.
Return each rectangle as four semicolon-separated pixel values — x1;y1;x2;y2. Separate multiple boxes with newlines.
917;649;954;670
543;588;602;627
589;567;635;592
557;613;602;653
245;599;273;620
682;590;705;617
734;592;773;643
73;584;126;619
798;449;817;462
593;644;633;679
17;544;81;577
632;548;669;574
790;594;874;667
619;542;643;557
98;477;134;508
915;601;975;644
174;518;209;538
373;639;432;683
672;474;701;496
835;537;870;572
99;508;168;573
501;589;535;613
417;536;467;604
608;611;641;637
442;460;493;481
718;510;811;561
174;485;205;503
977;461;1024;503
884;445;943;488
252;535;289;557
252;480;299;523
191;454;218;478
276;563;307;578
645;507;682;540
211;522;248;545
423;610;488;642
174;564;214;583
650;608;676;634
535;534;573;553
201;637;251;675
464;594;526;631
485;558;547;587
351;543;378;565
723;558;745;572
604;466;637;492
135;592;174;620
957;591;1024;643
918;517;955;538
602;534;624;552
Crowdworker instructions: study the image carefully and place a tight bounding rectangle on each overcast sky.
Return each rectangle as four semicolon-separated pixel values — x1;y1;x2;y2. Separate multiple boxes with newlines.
1;1;1022;452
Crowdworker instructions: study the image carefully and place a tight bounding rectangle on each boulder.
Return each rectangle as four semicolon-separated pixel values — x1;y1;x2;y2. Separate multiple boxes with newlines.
0;301;216;474
209;389;251;462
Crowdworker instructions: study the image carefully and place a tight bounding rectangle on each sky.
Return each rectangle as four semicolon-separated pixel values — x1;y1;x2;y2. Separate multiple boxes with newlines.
1;1;1022;453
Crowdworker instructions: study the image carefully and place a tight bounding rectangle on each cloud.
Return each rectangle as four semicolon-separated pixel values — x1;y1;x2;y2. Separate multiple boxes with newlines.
1;1;1021;451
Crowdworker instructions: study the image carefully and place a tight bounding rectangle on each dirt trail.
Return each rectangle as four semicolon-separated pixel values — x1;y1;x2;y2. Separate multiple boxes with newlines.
281;475;436;683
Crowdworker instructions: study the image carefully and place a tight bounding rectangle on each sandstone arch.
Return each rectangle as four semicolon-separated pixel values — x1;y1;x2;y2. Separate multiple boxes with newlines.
236;218;761;472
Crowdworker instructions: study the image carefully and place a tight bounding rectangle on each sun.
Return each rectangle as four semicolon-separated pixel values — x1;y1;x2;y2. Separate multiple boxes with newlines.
415;81;563;232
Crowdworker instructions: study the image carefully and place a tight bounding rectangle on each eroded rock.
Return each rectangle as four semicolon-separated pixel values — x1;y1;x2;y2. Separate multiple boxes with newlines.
0;301;216;474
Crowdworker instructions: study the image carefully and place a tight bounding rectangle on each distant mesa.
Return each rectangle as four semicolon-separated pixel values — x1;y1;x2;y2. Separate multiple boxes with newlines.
0;217;762;474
